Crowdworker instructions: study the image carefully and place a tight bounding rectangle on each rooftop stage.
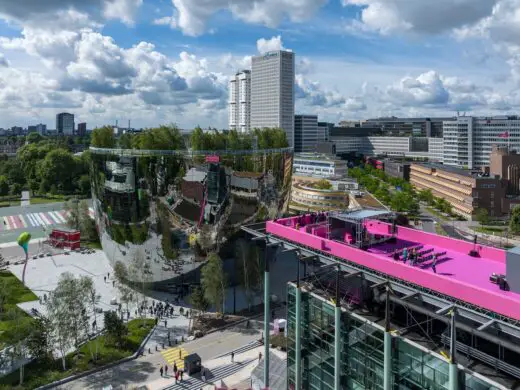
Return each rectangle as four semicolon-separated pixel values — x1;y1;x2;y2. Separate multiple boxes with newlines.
266;210;520;322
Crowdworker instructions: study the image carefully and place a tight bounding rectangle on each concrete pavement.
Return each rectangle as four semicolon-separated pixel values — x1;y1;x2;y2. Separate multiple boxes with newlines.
63;323;263;390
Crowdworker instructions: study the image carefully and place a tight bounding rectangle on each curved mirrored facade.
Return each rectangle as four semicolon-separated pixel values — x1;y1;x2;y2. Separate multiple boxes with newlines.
90;147;293;287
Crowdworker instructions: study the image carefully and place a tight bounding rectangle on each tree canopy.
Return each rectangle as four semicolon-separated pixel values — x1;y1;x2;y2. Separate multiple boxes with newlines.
91;126;116;148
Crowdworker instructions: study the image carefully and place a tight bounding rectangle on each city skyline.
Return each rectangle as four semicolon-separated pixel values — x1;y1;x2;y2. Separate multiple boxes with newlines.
0;1;517;130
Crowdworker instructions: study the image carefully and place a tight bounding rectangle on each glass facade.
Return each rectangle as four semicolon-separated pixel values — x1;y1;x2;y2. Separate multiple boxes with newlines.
287;285;503;390
90;149;293;287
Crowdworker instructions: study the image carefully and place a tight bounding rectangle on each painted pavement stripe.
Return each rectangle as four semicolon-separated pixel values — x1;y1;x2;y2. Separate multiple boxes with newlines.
3;216;11;230
8;216;16;230
39;212;52;225
24;214;34;227
48;211;61;224
14;215;24;229
54;211;67;224
33;213;45;226
27;213;38;227
59;211;69;223
19;214;28;228
9;215;21;230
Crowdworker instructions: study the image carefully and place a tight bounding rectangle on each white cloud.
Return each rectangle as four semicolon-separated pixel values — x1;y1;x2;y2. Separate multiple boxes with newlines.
257;35;285;54
153;16;177;28
103;0;143;26
342;0;497;35
166;0;327;36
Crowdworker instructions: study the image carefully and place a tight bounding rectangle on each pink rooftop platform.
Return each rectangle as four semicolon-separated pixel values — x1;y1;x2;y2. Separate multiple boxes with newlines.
266;212;520;322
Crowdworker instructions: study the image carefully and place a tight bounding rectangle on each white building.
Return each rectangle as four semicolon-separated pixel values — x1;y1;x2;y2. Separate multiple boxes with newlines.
35;123;47;136
251;50;295;147
443;116;520;169
228;70;251;133
56;113;74;136
293;153;348;178
294;114;318;152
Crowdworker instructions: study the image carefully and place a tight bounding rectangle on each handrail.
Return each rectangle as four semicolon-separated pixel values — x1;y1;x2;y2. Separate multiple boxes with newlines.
89;146;293;157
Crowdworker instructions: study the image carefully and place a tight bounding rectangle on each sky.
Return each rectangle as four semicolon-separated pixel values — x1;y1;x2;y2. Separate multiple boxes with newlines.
0;0;518;130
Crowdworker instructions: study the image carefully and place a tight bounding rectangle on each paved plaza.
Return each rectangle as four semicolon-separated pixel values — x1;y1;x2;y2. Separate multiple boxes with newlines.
8;249;191;351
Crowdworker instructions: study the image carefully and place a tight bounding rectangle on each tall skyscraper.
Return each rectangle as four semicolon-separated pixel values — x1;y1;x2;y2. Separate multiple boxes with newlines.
251;50;295;147
35;123;47;135
77;122;87;137
228;70;251;133
56;113;74;136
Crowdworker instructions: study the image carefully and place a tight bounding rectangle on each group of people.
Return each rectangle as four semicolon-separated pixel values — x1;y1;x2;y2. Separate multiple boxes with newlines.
159;362;184;383
393;247;437;273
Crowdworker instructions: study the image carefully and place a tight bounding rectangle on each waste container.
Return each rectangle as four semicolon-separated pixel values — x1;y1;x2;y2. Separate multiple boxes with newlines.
184;353;202;375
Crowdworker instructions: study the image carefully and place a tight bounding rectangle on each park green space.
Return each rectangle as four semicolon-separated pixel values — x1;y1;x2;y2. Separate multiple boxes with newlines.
0;318;155;390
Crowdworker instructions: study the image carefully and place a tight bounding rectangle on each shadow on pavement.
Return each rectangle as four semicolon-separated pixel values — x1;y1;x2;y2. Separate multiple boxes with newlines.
76;360;157;389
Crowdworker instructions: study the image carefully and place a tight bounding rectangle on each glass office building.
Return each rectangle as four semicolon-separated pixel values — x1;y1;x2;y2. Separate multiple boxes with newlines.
286;283;507;390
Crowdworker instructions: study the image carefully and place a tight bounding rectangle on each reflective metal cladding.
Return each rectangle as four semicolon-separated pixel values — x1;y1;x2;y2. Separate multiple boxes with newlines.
90;147;293;286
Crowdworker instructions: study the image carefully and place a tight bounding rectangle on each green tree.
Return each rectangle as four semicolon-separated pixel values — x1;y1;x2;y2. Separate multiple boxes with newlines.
188;286;209;318
201;252;227;315
78;174;91;196
26;316;53;364
26;132;43;144
64;199;80;230
114;261;134;316
104;311;127;347
475;208;490;226
91;126;116;148
510;205;520;234
79;199;98;242
134;125;183;150
0;175;8;196
4;308;31;385
0;277;12;312
312;179;333;190
119;133;133;149
38;149;77;193
418;189;434;205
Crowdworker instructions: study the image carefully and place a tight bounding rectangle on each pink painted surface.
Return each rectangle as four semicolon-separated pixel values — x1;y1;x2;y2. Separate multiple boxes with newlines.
267;216;520;321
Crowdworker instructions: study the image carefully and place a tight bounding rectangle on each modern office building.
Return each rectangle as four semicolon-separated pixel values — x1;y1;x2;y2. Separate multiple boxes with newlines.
228;70;251;133
290;181;350;212
251;50;295;147
318;122;333;142
294;115;318;152
27;125;37;133
56;112;74;136
363;116;452;137
77;122;87;137
243;209;520;390
293;153;348;178
384;159;411;180
35;123;47;135
443;116;520;169
410;156;520;219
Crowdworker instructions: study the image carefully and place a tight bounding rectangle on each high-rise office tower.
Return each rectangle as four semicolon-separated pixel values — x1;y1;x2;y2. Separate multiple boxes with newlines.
228;70;251;133
77;122;87;137
251;50;295;147
56;113;75;136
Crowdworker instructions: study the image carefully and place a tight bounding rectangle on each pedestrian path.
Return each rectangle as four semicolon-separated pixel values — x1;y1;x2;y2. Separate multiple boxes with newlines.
161;358;257;390
215;340;262;359
0;208;94;232
161;346;189;369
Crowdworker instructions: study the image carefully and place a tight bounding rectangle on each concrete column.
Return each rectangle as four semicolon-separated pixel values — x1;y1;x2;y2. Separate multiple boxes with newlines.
295;286;302;390
449;309;458;390
334;305;341;390
263;245;270;387
384;285;392;390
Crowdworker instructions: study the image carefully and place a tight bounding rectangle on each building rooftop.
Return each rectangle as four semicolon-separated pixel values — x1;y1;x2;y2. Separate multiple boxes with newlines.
183;167;207;183
267;212;520;322
413;162;475;177
294;153;345;162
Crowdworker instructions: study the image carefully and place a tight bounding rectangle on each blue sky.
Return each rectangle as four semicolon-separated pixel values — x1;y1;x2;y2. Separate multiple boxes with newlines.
0;0;516;129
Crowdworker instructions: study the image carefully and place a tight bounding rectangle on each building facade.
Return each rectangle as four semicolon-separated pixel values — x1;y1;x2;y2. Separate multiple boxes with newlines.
363;116;451;137
384;159;411;180
36;123;47;135
443;116;520;169
295;115;318;152
77;122;87;137
290;181;349;212
228;70;251;133
293;153;348;178
251;50;295;147
56;112;74;136
410;163;506;219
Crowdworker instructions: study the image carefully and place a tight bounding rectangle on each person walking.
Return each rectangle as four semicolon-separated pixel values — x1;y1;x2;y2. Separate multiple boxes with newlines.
180;370;184;381
259;351;262;361
231;351;234;363
402;247;408;263
165;365;168;376
173;363;177;374
159;366;163;377
175;370;179;383
104;276;106;283
431;254;438;274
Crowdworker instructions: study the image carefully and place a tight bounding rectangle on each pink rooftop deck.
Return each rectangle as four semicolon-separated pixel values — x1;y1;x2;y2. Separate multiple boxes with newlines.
266;214;520;322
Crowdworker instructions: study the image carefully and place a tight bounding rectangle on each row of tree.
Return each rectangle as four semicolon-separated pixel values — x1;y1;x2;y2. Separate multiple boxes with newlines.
90;125;289;152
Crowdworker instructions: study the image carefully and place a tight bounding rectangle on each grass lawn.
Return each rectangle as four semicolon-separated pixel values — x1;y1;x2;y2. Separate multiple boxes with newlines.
0;201;20;208
84;240;102;250
425;207;452;222
0;272;38;349
473;226;505;235
28;195;69;205
435;224;448;236
0;318;155;390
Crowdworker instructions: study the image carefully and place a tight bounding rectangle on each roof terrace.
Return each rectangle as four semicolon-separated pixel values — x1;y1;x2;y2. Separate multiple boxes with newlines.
266;210;520;322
